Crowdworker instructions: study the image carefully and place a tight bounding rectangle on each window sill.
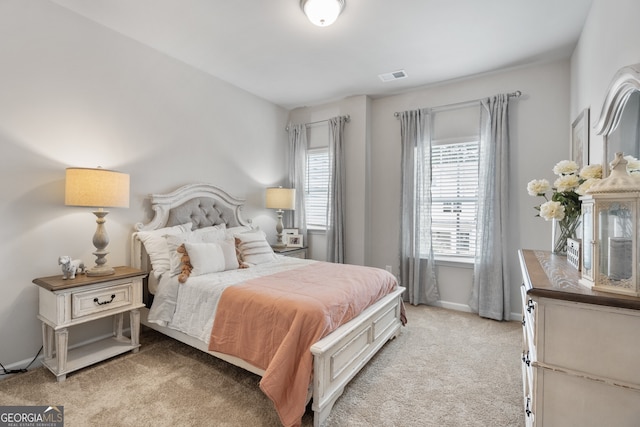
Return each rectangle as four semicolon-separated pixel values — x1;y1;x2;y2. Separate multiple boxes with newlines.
434;256;474;269
307;227;326;233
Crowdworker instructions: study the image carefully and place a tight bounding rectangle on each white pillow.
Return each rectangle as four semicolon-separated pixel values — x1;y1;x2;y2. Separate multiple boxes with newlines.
234;230;277;265
225;225;253;240
185;242;226;276
219;238;240;271
166;224;228;276
194;224;227;243
135;223;192;279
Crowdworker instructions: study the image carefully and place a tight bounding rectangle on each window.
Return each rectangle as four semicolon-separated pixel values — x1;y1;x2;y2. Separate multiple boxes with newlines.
423;138;479;259
305;148;329;229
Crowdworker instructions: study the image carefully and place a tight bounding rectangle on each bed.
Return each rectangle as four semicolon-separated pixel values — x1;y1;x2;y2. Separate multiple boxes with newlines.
131;183;406;427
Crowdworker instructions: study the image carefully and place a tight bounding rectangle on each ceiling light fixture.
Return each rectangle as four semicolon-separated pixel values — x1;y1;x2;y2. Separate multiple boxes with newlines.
300;0;345;27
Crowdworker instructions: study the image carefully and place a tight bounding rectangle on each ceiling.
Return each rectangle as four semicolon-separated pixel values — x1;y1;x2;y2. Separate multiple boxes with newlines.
51;0;593;110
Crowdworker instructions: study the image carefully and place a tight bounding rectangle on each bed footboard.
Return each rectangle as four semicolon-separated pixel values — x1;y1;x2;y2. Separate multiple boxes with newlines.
310;286;405;427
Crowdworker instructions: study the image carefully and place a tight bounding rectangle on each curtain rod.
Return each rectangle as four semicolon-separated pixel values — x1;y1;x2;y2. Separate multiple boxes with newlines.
285;115;350;131
393;91;522;117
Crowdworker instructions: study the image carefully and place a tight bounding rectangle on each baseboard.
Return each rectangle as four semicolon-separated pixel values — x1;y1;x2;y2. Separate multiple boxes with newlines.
430;300;522;322
0;329;131;381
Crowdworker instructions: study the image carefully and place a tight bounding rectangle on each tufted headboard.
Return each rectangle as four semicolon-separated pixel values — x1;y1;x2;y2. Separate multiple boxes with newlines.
131;183;250;279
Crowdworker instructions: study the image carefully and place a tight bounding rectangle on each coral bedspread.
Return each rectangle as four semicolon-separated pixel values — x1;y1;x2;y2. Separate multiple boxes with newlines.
208;261;399;427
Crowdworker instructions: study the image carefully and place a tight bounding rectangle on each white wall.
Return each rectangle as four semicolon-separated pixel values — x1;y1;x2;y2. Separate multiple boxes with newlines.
0;2;288;368
570;0;640;166
290;61;571;318
369;61;571;318
288;95;370;266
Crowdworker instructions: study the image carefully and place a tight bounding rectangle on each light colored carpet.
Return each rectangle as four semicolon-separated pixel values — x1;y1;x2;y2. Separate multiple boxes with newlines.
0;305;524;426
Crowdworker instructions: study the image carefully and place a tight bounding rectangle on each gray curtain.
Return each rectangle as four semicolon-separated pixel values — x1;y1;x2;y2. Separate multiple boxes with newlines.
399;109;439;304
286;123;308;239
326;116;347;263
469;95;511;320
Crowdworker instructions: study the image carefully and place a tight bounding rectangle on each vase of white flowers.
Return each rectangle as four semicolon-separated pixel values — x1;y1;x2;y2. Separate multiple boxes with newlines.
527;160;603;254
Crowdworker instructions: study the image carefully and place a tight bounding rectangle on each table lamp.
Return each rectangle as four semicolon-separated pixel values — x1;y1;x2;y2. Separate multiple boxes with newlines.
65;167;130;276
266;187;296;248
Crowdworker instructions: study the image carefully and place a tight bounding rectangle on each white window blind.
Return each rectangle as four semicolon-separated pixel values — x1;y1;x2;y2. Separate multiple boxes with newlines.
306;148;329;228
424;139;479;258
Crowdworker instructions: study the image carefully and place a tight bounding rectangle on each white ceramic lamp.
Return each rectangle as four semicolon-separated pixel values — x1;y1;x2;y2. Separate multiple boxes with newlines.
266;187;296;248
65;167;130;276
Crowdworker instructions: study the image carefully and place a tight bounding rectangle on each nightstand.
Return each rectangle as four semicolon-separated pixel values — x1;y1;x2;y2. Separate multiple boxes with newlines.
33;266;146;382
272;246;308;259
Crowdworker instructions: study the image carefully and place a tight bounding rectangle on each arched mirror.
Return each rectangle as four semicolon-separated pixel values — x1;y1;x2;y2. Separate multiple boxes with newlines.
596;63;640;176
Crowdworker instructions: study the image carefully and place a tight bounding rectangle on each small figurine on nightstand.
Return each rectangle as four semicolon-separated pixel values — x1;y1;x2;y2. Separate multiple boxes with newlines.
58;255;85;280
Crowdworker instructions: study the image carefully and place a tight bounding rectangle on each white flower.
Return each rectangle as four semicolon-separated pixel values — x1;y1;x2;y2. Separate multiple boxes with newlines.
579;164;603;180
553;160;579;176
539;200;565;221
576;177;601;195
554;174;580;192
527;179;550;196
625;155;640;173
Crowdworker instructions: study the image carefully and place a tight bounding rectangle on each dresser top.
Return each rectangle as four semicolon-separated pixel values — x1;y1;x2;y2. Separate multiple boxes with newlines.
33;266;146;292
519;249;640;311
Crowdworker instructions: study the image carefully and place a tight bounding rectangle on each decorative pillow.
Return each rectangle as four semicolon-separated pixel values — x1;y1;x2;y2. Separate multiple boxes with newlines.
234;230;277;265
176;244;193;284
219;238;240;271
225;225;253;240
194;224;227;243
166;224;227;277
135;222;193;280
184;242;226;276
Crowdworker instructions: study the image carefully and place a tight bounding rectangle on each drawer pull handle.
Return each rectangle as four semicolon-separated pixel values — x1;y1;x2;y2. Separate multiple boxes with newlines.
525;397;532;417
526;299;535;313
94;294;116;306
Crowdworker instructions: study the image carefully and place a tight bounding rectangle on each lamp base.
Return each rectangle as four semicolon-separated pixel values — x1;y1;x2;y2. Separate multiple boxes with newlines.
86;265;115;277
87;209;114;277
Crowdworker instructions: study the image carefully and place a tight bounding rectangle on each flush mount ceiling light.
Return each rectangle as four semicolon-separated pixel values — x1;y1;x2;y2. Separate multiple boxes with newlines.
300;0;345;27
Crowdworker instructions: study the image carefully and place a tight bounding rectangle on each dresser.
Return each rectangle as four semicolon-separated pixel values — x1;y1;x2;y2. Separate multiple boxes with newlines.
33;267;146;382
519;250;640;426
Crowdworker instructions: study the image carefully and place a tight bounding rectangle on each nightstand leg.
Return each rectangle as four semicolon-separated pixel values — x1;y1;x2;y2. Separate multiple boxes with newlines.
55;328;68;382
41;323;54;359
130;309;140;353
113;312;124;340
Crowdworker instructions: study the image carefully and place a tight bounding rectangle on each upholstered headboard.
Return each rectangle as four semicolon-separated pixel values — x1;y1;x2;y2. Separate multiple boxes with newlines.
131;183;250;277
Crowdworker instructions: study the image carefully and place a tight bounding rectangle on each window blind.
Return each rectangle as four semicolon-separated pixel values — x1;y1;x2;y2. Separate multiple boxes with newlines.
306;148;329;228
424;139;479;258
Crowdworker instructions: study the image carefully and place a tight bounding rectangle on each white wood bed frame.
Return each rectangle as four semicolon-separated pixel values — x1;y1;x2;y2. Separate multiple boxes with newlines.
131;183;405;427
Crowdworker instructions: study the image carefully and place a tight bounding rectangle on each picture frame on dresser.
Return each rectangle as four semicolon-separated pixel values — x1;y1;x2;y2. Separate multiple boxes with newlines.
571;108;589;168
286;234;303;248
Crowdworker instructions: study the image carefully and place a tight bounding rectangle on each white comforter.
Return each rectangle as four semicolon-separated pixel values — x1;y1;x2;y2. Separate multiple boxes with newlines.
147;255;313;343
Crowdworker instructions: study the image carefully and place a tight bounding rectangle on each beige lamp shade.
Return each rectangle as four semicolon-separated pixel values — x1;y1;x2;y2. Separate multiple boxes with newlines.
265;187;296;210
65;167;130;208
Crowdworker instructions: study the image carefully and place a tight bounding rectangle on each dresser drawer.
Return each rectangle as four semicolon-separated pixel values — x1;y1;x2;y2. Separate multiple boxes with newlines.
72;283;133;319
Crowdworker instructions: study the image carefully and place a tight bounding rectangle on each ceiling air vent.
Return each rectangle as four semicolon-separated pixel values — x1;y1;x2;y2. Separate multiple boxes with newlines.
378;70;408;82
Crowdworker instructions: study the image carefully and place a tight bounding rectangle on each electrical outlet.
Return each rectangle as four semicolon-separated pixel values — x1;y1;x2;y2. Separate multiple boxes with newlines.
385;265;392;273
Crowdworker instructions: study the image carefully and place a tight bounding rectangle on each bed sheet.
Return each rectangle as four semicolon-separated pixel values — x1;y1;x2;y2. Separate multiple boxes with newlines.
147;255;313;343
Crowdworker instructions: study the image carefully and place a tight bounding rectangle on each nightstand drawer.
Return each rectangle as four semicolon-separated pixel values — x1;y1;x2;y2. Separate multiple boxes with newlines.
72;283;133;319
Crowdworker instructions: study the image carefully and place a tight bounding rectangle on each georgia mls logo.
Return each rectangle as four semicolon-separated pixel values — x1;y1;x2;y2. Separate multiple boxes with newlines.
0;405;64;427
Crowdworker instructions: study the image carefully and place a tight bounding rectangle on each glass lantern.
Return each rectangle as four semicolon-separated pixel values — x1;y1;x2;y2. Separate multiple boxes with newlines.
580;153;640;296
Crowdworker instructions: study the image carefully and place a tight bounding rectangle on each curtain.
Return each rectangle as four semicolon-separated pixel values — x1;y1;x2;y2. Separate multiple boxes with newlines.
326;116;347;263
399;109;440;304
286;123;308;239
468;94;511;320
